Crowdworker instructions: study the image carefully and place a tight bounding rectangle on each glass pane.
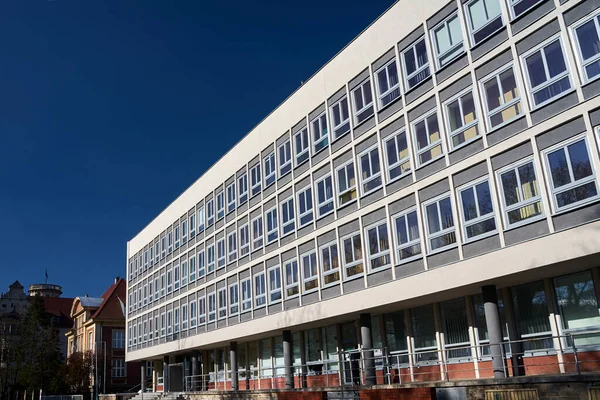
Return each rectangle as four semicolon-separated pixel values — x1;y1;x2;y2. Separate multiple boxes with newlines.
411;305;438;359
427;115;440;143
415;39;428;68
518;162;539;200
354;87;364;111
448;16;463;47
556;181;598;208
378;69;389;93
476;181;493;215
396;215;408;244
576;20;600;61
435;24;451;55
511;280;551;337
462;93;476;124
533;76;571;106
548;148;571;188
439;197;454;229
468;0;487;31
500;69;519;103
555;271;600;331
484;76;501;111
407;211;419;241
388;63;399;87
447;99;462;131
384;311;408;352
440;298;470;351
526;50;547;88
544;40;567;78
415;120;428;150
568;139;593;181
426;203;440;234
466;218;496;238
461;187;478;221
363;81;373;105
507;201;543;224
386;138;398;166
430;232;456;249
404;47;417;75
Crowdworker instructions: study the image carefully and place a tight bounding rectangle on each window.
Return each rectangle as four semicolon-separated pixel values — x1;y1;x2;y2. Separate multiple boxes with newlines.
297;186;313;227
411;305;439;362
316;175;334;217
358;146;383;195
207;244;215;272
112;330;125;349
509;0;544;19
207;199;215;226
264;152;276;187
182;220;188;244
431;13;464;68
392;208;421;262
154;316;158;338
167;269;173;293
497;158;544;228
241;278;252;311
268;266;282;303
149;248;153;267
229;283;239;315
174;264;180;290
189;256;196;283
168;231;173;253
522;37;572;108
311;112;329;153
112;359;126;378
218;288;227;319
511;280;553;351
239;224;250;257
554;271;600;345
543;136;599;211
181;261;188;287
154;276;159;299
174;307;180;333
465;0;503;46
254;273;266;307
174;226;180;249
375;59;401;108
252;216;264;250
228;232;237;263
440;298;471;359
336;161;357;206
284;259;299;297
572;13;600;83
238;173;248;205
217;238;226;269
144;250;148;269
294;127;310;165
342;232;364;279
198;250;205;277
227;183;236;213
480;65;522;130
458;178;497;241
198;206;205;232
160;273;165;297
182;303;188;330
265;207;278;243
190;214;196;238
365;222;391;270
279;140;292;176
384;130;411;182
198;296;206;325
190;301;197;328
352;79;374;124
320;242;340;286
160;313;166;337
250;163;262;197
216;191;225;220
329;95;350;139
444;89;479;149
413;111;443;167
208;293;216;322
281;197;295;235
423;194;457;252
167;310;173;335
402;38;430;89
143;284;148;305
155;243;159;262
301;251;318;292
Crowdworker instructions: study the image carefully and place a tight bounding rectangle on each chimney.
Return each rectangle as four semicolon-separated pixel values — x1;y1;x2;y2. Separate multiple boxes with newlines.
115;276;119;284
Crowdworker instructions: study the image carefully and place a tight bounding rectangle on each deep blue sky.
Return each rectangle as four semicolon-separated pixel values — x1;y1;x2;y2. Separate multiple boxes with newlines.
0;0;393;299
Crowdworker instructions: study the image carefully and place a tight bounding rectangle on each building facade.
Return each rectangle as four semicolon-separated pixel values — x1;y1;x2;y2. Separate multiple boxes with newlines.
126;0;600;393
67;278;143;394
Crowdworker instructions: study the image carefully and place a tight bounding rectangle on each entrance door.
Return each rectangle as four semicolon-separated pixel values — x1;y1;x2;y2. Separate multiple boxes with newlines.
340;322;359;385
169;363;184;392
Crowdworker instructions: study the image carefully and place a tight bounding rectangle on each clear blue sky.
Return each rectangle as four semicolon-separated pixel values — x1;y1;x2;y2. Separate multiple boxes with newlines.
0;0;393;298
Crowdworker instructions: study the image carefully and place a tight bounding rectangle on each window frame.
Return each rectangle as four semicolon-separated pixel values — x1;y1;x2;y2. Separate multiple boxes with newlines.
391;207;422;264
384;129;412;183
251;215;264;250
507;0;544;20
207;198;215;226
422;192;458;254
541;134;600;213
311;112;329;154
198;250;206;278
238;173;248;205
218;287;227;320
401;37;431;90
570;12;600;85
351;78;374;125
364;221;392;272
319;241;340;287
297;185;314;228
226;182;236;214
301;250;319;293
335;161;357;207
264;152;276;187
227;231;237;264
340;231;364;281
315;174;335;218
430;12;465;70
189;214;196;238
198;296;206;325
294;127;310;166
456;177;499;243
241;278;252;312
229;282;239;316
375;58;402;109
190;300;197;328
520;35;573;110
329;95;351;140
239;223;250;257
216;238;226;269
278;140;292;177
479;63;523;132
358;145;383;196
268;265;283;304
216;191;225;220
412;110;444;168
464;0;504;47
284;258;300;298
198;205;205;233
250;163;262;197
280;196;295;236
208;292;216;322
254;273;267;308
265;207;279;244
442;88;480;151
495;157;546;230
189;255;196;283
207;244;215;273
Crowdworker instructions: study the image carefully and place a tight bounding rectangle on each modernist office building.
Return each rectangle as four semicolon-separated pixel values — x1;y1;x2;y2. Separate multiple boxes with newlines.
126;0;600;392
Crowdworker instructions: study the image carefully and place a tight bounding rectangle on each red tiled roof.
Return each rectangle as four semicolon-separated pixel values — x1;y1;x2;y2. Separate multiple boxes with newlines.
90;279;125;321
44;297;74;328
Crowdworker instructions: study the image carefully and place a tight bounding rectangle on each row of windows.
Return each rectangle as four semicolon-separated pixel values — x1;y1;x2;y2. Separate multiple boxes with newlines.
128;126;600;316
130;1;600;287
129;269;600;363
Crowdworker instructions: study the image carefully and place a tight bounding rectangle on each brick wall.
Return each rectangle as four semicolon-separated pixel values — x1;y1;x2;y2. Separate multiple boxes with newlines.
358;387;435;400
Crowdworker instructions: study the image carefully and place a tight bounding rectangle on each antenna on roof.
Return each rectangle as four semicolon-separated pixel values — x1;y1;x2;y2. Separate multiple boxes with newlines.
45;269;48;284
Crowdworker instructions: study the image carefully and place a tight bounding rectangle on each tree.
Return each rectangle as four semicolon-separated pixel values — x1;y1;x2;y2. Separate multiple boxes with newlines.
62;351;93;397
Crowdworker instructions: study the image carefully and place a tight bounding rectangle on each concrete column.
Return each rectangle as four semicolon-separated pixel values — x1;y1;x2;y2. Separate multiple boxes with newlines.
482;285;506;378
502;287;524;377
360;313;376;385
230;342;239;391
191;352;199;391
163;356;169;392
282;330;294;389
141;365;146;393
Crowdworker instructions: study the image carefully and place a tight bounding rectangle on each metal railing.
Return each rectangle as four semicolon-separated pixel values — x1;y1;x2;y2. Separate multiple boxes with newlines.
178;330;600;392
